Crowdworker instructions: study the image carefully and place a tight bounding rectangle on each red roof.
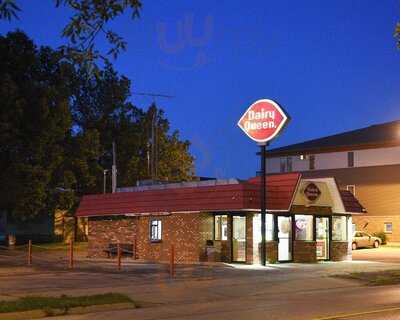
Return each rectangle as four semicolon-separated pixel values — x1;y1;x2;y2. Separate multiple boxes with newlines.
339;190;366;214
247;173;301;211
75;174;366;217
75;173;301;217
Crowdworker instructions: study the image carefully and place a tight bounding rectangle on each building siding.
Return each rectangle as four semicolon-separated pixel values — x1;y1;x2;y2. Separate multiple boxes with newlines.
268;146;400;174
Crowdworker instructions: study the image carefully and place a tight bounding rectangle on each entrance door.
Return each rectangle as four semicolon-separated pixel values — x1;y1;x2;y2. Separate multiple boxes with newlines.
316;217;330;260
232;216;246;262
278;216;292;262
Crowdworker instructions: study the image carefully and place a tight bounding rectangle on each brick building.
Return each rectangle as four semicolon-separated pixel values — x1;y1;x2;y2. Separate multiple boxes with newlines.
266;120;400;242
75;173;364;264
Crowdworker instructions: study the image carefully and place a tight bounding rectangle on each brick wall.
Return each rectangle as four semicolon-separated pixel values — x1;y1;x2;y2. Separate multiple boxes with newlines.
88;216;137;258
331;241;351;261
293;241;317;263
88;213;213;263
266;241;278;263
353;215;400;242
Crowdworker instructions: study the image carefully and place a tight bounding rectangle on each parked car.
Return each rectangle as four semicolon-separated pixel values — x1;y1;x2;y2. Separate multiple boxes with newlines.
352;231;381;250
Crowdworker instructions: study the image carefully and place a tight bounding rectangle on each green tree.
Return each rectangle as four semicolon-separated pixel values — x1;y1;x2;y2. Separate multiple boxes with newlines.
0;31;195;222
0;31;73;220
69;66;195;188
0;0;142;71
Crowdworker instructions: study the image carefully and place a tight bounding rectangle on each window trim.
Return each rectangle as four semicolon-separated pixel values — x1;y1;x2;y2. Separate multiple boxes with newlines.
346;185;356;196
149;219;162;242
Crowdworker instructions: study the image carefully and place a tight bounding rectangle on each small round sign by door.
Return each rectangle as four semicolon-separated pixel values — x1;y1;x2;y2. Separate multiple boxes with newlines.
304;183;321;202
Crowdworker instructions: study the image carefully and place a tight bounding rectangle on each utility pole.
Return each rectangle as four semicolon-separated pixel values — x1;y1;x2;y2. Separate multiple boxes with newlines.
131;91;174;182
150;107;158;180
112;142;117;193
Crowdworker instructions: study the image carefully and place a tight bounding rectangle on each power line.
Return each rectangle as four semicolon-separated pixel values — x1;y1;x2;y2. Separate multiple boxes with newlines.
132;91;174;99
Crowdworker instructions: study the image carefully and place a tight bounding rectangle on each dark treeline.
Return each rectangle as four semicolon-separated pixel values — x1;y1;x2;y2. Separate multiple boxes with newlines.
0;31;194;221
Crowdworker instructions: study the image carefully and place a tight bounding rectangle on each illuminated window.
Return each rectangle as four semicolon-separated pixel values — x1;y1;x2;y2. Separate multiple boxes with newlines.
295;215;313;240
150;220;162;242
214;215;228;240
332;216;347;241
384;222;393;234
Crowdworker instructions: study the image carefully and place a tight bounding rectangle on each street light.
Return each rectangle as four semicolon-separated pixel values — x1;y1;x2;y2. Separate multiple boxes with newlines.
103;169;108;194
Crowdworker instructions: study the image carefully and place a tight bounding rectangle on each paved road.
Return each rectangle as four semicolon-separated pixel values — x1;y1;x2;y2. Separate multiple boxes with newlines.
50;278;400;320
2;247;400;319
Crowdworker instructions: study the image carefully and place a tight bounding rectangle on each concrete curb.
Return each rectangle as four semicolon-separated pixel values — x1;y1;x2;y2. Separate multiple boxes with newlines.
0;302;136;320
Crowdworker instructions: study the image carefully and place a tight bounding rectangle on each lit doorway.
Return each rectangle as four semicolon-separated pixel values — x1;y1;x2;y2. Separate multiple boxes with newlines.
232;215;246;262
316;217;330;260
278;216;292;262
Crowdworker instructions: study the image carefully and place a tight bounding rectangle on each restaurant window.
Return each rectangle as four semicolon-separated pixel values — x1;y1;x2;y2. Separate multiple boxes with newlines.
150;220;162;242
332;216;347;241
214;215;228;240
347;185;356;196
252;214;274;242
295;215;313;240
280;158;286;173
384;222;393;234
309;155;315;170
280;157;292;173
348;152;354;168
252;214;274;264
287;157;293;172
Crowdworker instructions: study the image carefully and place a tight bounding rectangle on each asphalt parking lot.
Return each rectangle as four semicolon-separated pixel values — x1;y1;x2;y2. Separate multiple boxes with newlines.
352;246;400;263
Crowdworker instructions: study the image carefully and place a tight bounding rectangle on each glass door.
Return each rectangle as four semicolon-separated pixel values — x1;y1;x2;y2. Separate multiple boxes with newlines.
316;217;330;260
232;215;246;262
278;216;292;262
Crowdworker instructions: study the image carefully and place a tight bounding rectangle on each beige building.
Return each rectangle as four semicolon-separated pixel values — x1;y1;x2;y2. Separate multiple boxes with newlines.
266;120;400;242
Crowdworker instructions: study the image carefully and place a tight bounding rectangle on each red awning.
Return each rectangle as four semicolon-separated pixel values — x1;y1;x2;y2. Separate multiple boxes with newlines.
75;173;301;217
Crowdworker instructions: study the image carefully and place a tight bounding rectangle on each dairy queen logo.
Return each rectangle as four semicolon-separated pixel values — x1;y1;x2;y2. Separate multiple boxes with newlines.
304;183;321;202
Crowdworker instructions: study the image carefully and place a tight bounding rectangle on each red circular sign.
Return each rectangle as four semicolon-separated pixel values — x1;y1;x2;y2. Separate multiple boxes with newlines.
237;99;289;144
304;183;321;202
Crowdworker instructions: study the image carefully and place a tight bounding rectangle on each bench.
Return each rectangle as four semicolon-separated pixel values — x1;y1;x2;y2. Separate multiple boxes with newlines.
104;243;134;258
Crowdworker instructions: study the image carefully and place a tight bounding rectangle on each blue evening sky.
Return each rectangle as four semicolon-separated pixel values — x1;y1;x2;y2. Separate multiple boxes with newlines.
1;1;400;179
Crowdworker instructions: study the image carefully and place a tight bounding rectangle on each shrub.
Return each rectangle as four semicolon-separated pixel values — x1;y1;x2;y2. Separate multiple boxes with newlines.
373;231;387;245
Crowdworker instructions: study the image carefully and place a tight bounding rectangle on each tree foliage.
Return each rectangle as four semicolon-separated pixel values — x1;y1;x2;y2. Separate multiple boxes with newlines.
0;0;142;72
0;31;194;221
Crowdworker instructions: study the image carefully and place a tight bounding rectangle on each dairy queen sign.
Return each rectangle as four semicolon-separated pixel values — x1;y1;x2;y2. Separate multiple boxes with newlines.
237;99;289;143
237;99;290;266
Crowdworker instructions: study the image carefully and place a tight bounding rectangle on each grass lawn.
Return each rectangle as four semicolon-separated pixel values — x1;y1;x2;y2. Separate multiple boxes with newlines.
0;293;133;314
336;270;400;286
32;241;88;252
